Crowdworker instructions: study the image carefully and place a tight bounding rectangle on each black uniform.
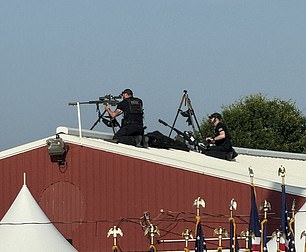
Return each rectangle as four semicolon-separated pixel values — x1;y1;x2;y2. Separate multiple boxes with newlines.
204;122;236;160
114;97;144;139
214;122;232;151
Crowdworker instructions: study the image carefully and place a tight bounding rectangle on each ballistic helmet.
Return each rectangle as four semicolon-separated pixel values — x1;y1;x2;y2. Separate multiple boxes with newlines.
209;112;222;120
121;88;133;96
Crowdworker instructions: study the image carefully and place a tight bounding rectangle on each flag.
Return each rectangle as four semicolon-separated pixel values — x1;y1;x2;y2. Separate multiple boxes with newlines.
229;216;239;252
112;245;118;252
280;184;296;252
249;184;261;252
195;216;207;252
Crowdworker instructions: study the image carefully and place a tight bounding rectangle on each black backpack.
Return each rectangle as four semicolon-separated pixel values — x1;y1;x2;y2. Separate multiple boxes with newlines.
146;131;189;152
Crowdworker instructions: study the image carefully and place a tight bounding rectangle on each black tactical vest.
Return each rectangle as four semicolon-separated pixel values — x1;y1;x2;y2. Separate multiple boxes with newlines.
128;97;143;114
121;97;143;126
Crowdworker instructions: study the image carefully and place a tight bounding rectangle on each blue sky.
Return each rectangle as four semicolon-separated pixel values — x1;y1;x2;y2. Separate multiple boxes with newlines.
1;0;306;150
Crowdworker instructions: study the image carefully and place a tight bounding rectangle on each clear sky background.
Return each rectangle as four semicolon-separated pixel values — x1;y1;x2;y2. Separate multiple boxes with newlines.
1;0;306;150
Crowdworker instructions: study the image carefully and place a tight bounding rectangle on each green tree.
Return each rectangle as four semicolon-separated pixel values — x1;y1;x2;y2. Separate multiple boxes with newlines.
200;94;306;153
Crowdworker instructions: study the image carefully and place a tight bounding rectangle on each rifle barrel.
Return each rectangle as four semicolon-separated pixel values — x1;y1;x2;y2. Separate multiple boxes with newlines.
158;119;185;136
68;100;104;106
158;119;168;126
68;96;120;107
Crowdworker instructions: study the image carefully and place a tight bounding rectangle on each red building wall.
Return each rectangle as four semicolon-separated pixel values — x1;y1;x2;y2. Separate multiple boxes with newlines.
0;143;304;251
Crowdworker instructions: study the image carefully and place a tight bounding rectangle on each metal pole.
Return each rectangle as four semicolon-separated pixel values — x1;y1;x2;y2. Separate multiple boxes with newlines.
158;237;247;243
77;102;82;138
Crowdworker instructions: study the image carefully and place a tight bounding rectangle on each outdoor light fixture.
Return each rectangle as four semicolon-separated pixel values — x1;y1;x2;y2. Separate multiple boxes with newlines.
46;135;66;156
46;134;67;166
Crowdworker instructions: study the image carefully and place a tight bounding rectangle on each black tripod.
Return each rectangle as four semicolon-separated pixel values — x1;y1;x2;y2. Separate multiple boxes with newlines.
168;90;204;141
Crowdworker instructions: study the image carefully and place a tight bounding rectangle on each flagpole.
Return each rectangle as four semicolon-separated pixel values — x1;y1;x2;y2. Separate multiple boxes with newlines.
278;165;287;252
249;167;254;186
248;167;261;252
107;226;123;252
290;199;296;236
145;224;160;252
193;197;207;252
278;165;296;252
240;229;251;252
182;228;193;252
271;229;284;252
193;197;205;223
229;198;238;252
193;197;205;235
260;200;271;252
214;226;228;251
278;165;286;186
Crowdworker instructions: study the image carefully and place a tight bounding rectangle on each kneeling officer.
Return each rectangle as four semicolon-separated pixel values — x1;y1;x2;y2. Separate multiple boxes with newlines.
105;88;145;146
203;112;237;160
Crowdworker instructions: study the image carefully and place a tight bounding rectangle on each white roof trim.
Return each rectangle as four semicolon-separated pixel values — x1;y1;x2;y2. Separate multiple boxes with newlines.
0;138;50;159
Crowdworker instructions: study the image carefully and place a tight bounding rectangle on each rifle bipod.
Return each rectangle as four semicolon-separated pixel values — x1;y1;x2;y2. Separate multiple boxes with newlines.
90;107;120;134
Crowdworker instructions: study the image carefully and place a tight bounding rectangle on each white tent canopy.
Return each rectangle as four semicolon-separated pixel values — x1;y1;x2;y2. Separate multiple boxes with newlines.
0;177;77;252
